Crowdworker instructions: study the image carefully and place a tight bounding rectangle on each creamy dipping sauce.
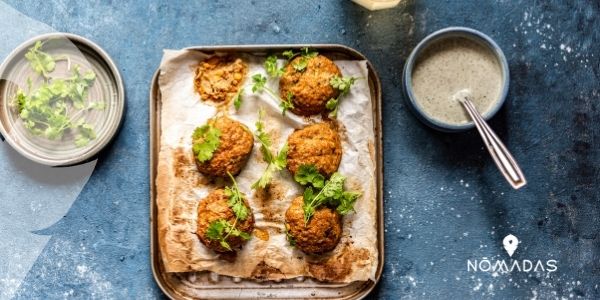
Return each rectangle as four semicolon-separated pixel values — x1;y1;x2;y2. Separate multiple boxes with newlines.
411;37;503;125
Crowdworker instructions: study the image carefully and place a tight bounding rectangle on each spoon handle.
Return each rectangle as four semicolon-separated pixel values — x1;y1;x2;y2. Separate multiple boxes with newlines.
459;98;527;189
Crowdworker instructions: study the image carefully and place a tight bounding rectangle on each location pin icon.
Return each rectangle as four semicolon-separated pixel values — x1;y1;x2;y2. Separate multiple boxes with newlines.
503;234;519;257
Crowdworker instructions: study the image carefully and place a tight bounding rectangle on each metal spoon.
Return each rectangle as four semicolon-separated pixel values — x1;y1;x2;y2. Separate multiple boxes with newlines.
453;90;527;189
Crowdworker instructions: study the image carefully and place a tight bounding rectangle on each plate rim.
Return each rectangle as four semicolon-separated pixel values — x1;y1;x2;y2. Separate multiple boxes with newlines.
0;32;125;166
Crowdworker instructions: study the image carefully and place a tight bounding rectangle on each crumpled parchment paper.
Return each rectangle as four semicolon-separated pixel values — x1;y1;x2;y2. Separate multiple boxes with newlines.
156;49;378;282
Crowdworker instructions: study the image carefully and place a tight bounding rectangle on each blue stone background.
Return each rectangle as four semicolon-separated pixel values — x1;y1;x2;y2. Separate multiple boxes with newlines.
2;0;599;299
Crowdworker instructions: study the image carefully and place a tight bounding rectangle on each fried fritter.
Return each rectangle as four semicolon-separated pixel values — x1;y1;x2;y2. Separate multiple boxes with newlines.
285;196;342;255
193;116;254;177
286;122;342;178
279;55;342;116
196;189;254;253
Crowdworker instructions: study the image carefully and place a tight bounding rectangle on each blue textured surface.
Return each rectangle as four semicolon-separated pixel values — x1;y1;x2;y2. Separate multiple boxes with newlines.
2;0;599;299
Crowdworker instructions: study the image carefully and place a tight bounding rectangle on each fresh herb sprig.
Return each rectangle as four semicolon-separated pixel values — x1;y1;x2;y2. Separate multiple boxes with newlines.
264;55;284;78
224;172;249;220
206;172;252;251
206;219;251;251
232;87;244;110
330;75;357;93
290;47;318;72
192;124;221;162
280;91;294;115
282;50;297;61
251;109;288;189
294;164;325;189
293;60;309;72
300;171;361;224
251;74;295;115
280;48;318;72
24;41;56;78
326;75;358;118
284;225;296;247
15;62;104;147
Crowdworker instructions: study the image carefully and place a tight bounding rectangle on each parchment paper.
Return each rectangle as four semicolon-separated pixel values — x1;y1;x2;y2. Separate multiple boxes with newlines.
156;49;378;283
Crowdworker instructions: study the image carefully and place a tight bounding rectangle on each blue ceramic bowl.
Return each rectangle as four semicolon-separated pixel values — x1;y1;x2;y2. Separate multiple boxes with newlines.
402;27;510;132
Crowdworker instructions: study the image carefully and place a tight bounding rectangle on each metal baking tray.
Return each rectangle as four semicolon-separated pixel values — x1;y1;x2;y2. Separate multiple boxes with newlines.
149;44;384;300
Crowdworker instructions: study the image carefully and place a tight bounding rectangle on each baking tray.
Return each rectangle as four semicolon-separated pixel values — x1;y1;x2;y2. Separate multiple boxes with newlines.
149;44;384;300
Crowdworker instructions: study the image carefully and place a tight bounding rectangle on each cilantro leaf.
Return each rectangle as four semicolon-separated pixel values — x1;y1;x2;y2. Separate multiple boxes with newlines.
74;136;90;147
233;87;243;110
282;50;296;61
206;219;232;251
279;92;295;116
78;122;96;139
224;172;249;220
24;41;55;78
301;47;318;58
252;142;288;189
325;98;338;110
252;163;277;190
251;109;288;189
15;51;103;147
264;55;284;78
285;225;296;247
192;124;221;162
251;74;296;116
254;109;273;160
218;240;230;251
326;98;340;118
320;172;346;199
251;74;266;93
83;70;96;82
335;191;361;215
206;219;227;240
301;172;361;223
73;122;97;147
293;58;308;72
303;186;314;205
274;142;288;169
327;75;358;118
330;75;357;94
294;164;325;189
291;48;318;72
206;219;252;251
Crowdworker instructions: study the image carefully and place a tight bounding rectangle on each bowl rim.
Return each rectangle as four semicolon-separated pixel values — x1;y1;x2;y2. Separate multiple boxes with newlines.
0;32;125;166
403;26;510;132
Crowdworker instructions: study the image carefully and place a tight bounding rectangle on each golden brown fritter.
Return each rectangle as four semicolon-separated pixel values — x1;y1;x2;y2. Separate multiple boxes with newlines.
194;116;254;177
196;189;255;253
279;55;342;116
194;56;247;103
286;122;342;178
285;196;342;255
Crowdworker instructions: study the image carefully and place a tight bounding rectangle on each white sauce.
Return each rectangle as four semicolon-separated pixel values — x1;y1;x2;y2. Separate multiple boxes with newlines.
411;37;503;125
